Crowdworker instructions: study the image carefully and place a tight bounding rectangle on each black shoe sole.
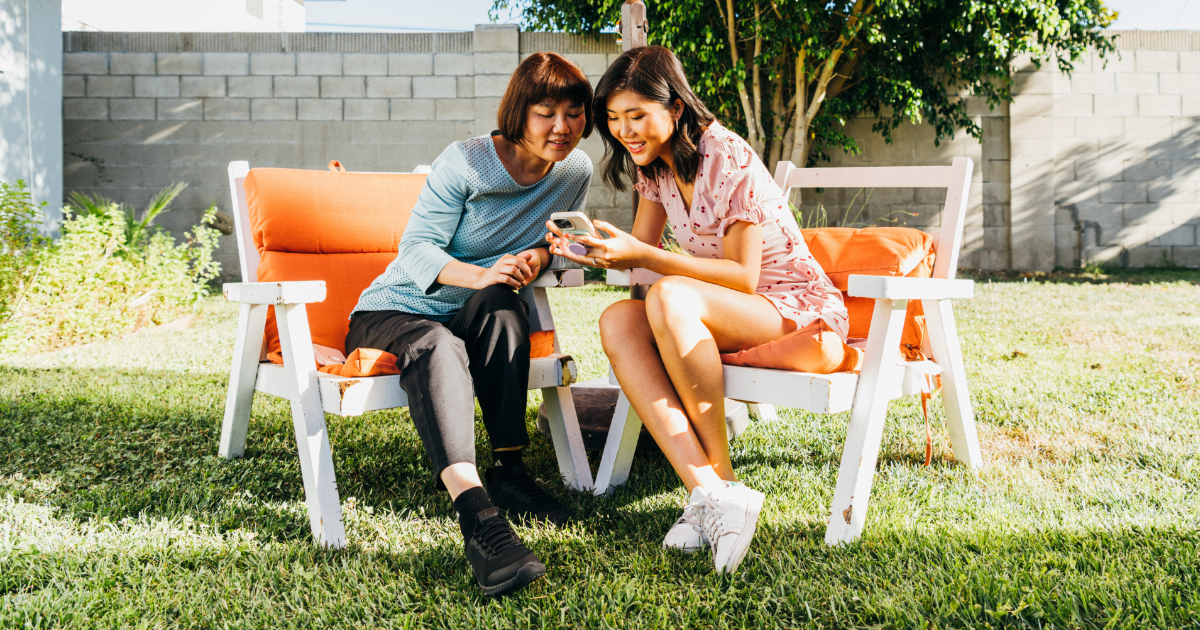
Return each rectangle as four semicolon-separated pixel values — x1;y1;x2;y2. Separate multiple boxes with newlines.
478;560;547;597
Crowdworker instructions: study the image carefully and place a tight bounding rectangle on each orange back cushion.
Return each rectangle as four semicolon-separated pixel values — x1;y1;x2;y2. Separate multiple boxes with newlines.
802;227;935;357
245;168;426;355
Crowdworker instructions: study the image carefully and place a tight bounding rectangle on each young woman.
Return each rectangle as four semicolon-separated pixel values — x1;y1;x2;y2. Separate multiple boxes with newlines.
547;46;849;575
348;52;594;596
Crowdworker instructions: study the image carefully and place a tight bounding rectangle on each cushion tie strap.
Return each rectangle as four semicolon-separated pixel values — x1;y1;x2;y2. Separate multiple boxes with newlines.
328;160;346;172
920;373;943;466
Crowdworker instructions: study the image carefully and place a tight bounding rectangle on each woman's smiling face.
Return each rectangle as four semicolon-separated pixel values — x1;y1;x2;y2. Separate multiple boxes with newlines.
523;99;587;162
605;89;680;167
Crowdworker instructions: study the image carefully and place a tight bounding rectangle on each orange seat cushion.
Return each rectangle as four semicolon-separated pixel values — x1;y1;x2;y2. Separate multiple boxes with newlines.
246;168;425;355
721;320;863;374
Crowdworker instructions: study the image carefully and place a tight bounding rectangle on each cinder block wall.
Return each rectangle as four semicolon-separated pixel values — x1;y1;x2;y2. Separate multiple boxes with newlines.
61;28;1200;275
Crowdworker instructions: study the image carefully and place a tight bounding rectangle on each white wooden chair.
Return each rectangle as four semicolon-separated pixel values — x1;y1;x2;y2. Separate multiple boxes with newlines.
596;157;982;545
217;161;594;549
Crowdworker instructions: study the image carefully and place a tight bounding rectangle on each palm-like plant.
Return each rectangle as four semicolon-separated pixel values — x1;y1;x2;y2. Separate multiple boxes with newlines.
66;183;187;253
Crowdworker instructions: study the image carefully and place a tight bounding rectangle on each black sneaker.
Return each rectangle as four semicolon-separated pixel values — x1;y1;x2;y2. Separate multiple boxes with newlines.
464;507;546;596
486;463;573;527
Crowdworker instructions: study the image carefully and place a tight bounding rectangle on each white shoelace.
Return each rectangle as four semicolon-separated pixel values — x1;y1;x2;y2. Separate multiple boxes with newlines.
675;502;705;535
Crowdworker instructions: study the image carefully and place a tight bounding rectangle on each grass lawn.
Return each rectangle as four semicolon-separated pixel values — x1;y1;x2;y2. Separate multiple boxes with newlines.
2;271;1199;628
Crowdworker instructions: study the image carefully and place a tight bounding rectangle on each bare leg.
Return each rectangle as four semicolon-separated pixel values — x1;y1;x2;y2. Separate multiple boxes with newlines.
441;463;483;500
600;279;790;492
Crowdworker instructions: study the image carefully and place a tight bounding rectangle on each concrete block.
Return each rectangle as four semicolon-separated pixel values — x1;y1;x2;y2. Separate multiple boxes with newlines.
1183;95;1200;116
297;53;342;75
1171;160;1200;182
274;76;319;98
1011;138;1055;159
251;53;296;75
389;53;433;76
1093;94;1137;116
64;52;107;75
119;143;171;166
1150;225;1195;246
1011;116;1054;138
87;76;133;98
474;74;510;98
566;53;608;76
204;98;251;120
63;75;86;97
301;121;353;144
1149;181;1194;203
1159;73;1200;94
1009;224;1057;271
321;77;367;98
108;98;156;120
344;99;389;121
367;77;412;99
251;98;297;120
1136;50;1178;73
1011;94;1054;117
298;99;343;121
436;98;474;120
475;97;501;126
1053;116;1077;138
474;24;519;52
1124;203;1176;223
157;98;204;120
109;52;156;75
1181;52;1200;73
1074;116;1123;138
1173;202;1200;225
1073;157;1123;181
322;143;379;166
474;52;519;75
390;99;436;120
181;76;227;98
413;76;457;99
133;76;178;98
203;53;249;76
1172;246;1200;268
1070;72;1115;94
457;76;475;98
378;142;437;169
1095;50;1135;73
343;53;388;76
1123;159;1171;181
1053;72;1074;95
982;181;1010;204
1139;94;1181;116
1099;181;1147;203
434;54;474;75
228;76;273;98
157;52;203;75
1116;72;1157;94
1054;95;1093;117
1014;71;1054;95
1124;116;1173;138
397;121;455;145
984;158;1009;183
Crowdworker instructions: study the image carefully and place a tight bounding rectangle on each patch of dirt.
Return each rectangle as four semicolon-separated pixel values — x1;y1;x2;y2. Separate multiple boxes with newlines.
980;425;1109;463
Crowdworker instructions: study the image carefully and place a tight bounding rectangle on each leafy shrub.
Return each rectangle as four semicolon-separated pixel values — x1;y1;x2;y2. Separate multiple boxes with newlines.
0;181;50;322
0;183;220;354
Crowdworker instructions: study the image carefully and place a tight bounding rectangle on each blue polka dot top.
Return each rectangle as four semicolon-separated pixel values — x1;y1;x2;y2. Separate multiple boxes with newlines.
353;134;592;321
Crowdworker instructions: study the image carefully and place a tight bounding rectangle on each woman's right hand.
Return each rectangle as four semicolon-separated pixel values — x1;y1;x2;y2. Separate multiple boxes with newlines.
474;254;534;290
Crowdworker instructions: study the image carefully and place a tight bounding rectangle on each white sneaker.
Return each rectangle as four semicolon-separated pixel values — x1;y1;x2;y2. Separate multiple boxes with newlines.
697;484;765;574
662;486;710;553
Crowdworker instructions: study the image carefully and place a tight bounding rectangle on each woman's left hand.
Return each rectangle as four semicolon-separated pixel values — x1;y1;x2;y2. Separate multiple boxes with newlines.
545;220;647;270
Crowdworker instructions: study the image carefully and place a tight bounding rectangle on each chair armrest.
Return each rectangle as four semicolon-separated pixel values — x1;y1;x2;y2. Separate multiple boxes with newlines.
223;281;327;304
606;268;664;287
847;276;973;300
529;268;584;288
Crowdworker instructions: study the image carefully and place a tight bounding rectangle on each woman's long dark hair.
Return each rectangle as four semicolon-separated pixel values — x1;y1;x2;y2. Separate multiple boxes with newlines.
593;46;716;191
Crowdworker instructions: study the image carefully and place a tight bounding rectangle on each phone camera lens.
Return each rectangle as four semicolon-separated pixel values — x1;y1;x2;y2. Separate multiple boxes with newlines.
553;219;573;229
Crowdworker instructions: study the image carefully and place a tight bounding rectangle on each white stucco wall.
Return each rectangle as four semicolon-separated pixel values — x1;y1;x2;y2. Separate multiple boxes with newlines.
62;0;305;33
1;0;63;230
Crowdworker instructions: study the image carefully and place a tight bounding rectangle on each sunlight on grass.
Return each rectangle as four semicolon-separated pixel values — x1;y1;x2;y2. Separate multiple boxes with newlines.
1;274;1198;627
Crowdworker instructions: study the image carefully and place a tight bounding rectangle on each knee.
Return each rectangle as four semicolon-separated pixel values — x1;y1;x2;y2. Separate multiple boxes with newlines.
425;326;468;359
644;276;702;331
476;285;529;332
599;300;649;356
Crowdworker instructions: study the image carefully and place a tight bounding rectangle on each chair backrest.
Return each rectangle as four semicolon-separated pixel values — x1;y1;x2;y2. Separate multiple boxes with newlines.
226;161;428;354
773;157;974;280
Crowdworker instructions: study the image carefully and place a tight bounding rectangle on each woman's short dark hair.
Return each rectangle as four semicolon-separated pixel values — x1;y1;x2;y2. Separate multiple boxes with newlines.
593;46;716;191
497;52;594;146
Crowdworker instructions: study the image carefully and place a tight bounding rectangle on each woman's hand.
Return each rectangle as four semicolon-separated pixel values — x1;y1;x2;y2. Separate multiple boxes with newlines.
545;219;648;270
474;254;535;290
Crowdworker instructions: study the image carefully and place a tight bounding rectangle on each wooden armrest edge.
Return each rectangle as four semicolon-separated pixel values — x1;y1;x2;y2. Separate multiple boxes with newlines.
847;276;974;300
223;281;328;304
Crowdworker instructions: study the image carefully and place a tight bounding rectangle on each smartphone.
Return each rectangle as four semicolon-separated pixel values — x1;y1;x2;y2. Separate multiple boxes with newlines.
549;211;598;238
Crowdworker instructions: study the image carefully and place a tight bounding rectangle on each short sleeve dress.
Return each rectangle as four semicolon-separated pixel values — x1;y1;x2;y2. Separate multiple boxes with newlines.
634;122;849;339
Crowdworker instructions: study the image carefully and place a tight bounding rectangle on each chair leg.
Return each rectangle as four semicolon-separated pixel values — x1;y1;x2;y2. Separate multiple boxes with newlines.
276;303;347;549
540;386;594;492
219;302;268;459
825;298;908;546
747;403;779;422
593;389;643;496
922;298;982;469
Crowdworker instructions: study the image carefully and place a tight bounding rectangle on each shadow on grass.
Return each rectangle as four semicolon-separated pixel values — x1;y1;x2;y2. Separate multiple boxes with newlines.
963;266;1200;286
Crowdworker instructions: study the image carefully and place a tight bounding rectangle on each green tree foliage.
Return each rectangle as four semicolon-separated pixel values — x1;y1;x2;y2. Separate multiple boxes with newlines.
0;184;221;354
494;0;1116;169
0;181;49;323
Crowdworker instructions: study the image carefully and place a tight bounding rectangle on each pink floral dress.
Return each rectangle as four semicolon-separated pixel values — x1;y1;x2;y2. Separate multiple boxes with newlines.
634;122;850;339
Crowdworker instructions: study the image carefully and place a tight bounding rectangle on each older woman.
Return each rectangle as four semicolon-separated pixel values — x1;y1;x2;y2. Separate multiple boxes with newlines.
347;53;593;596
